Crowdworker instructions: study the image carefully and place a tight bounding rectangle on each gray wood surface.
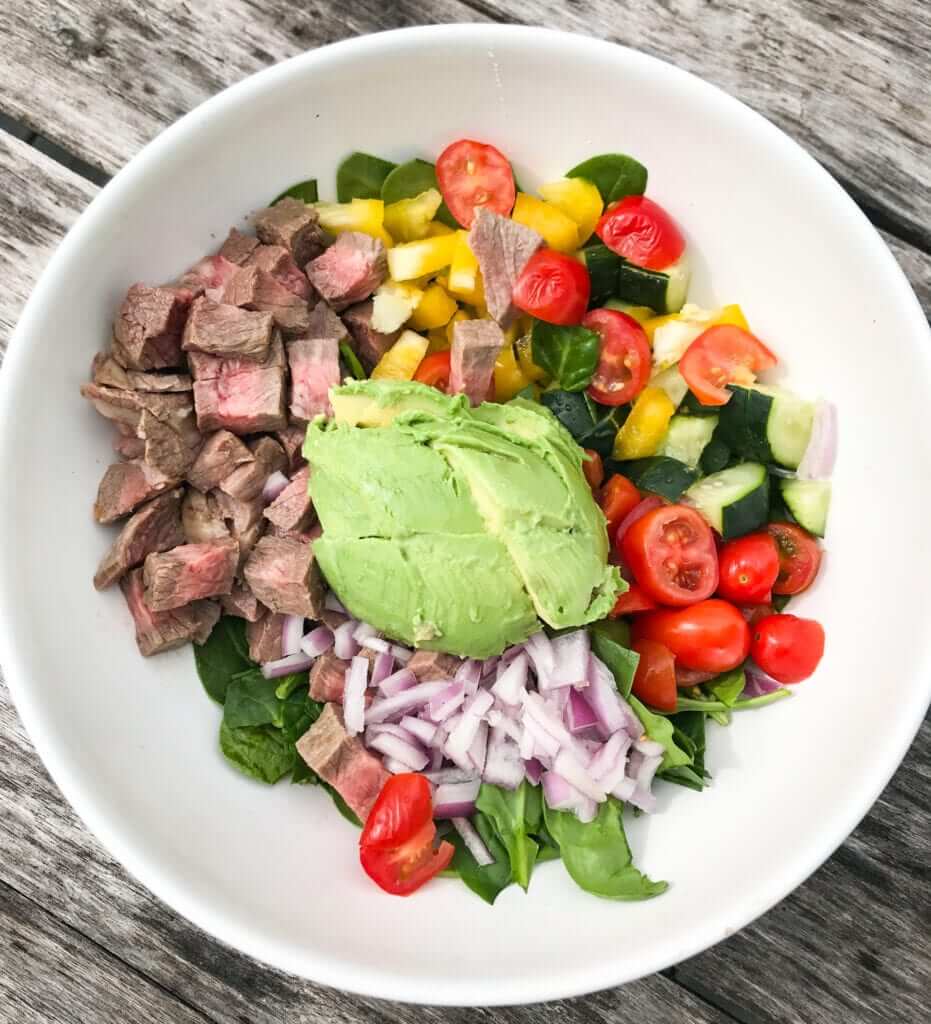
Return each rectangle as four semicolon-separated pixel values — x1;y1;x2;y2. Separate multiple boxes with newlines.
0;3;929;1021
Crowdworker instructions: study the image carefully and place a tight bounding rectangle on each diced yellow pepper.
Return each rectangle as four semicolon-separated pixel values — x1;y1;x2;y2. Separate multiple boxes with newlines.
371;281;423;333
643;303;750;343
494;344;531;401
512;193;580;252
314;199;384;238
715;304;750;331
409;283;458;330
614;387;676;459
425;221;455;237
371;329;430;381
514;332;546;382
642;313;679;343
538;178;604;246
383;189;443;243
427;327;451;352
609;304;654;324
387;234;457;281
447;231;484;306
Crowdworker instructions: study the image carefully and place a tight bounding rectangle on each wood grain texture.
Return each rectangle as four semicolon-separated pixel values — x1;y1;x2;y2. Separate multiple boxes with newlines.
0;1;928;248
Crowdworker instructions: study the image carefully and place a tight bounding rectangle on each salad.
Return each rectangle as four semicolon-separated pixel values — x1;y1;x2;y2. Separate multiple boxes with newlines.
82;138;833;904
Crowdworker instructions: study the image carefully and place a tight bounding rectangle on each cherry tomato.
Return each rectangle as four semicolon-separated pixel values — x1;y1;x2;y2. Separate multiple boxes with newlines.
413;351;451;391
609;583;659;618
751;614;825;684
633;599;751;673
631;639;677;711
512;249;591;325
595;196;686;270
435;139;516;228
621;504;719;606
767;522;822;596
717;533;780;604
582;449;605;490
679;325;778;406
675;665;717;687
359;774;454;896
740;602;775;626
599;474;641;538
582;309;651;406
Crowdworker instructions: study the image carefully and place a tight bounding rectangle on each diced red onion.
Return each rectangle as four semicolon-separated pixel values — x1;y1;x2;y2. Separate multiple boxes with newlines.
324;591;347;614
490;652;529;706
542;630;590;691
400;715;438;746
365;681;450;724
426;682;466;722
378;668;416;697
518;724;536;761
553;749;606;802
484;727;525;789
382;756;413;774
523;631;556;686
611;776;637;802
486;709;522;743
635;753;662;790
445;712;483;768
468;720;489;773
500;644;524;665
369;650;394;688
261;470;289;504
433;778;482;818
260;651;313;679
389;644;413;663
626;785;657;814
300;625;333;659
353;621;378;642
586;654;644;739
633;737;665;759
797;399;838;480
522;692;578;752
566;689;599;736
423;766;478;785
455;659;482;689
615;496;664;545
481;656;500;677
523;758;544;785
743;661;784;698
588;731;631;782
521;716;560;758
368;731;428;771
365;722;418;746
451;817;495;866
464;689;493;718
333;620;360;660
361;636;391;654
542;770;597;823
428;749;442;772
343;656;368;736
281;614;306;657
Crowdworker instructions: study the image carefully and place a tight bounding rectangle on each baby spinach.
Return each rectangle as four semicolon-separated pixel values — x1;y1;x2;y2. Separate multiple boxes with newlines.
275;672;309;701
336;151;397;202
339;341;366;380
589;620;639;699
674;689;791;713
380;158;458;227
567;153;648;203
706;667;746;708
272;178;319;204
224;670;287;729
219;720;297;785
448;812;515;905
658;711;709;792
475;782;542;891
543;798;667;901
629;695;694;772
531;321;601;393
194;617;251;704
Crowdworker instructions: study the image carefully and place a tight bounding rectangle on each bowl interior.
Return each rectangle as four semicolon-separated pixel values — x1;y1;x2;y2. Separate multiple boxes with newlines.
2;26;930;1005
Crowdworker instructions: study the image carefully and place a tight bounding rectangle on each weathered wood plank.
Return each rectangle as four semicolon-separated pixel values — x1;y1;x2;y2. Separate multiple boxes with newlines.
0;1;928;247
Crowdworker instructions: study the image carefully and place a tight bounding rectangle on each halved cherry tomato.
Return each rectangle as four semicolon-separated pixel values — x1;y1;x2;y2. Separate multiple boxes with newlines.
512;249;591;325
609;583;658;618
595;196;685;271
359;774;454;896
717;533;780;604
621;504;718;606
582;449;605;490
631;639;677;711
599;474;641;538
583;309;651;406
436;139;516;228
767;522;822;596
633;599;751;673
413;351;452;391
751;613;825;684
679;325;778;406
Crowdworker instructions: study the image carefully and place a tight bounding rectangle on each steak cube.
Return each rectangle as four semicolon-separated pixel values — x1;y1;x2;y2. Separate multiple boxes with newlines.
254;197;329;267
120;569;220;657
243;535;324;618
187;430;254;492
94;460;180;524
305;232;386;311
143;537;239;611
450;319;504;406
222;265;309;337
94;488;185;590
112;284;192;370
219;436;287;502
309;650;350;703
407;650;461;683
340;300;399;371
178;254;240;303
275;425;308;471
220;581;263;622
468;208;543;327
263;466;315;534
218;228;260;266
288;337;340;422
246;244;311;300
182;295;274;361
246;611;287;663
181;489;230;543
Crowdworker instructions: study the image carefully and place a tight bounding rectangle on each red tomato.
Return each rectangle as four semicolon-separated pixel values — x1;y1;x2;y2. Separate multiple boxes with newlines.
717;533;780;604
740;602;775;626
751;614;825;684
599;474;641;538
582;309;651;406
595;196;686;270
359;774;454;896
631;639;677;712
583;449;605;490
413;351;451;391
767;522;823;596
435;139;516;228
679;325;778;406
675;665;717;687
633;600;751;673
609;584;659;618
512;249;591;325
621;504;719;606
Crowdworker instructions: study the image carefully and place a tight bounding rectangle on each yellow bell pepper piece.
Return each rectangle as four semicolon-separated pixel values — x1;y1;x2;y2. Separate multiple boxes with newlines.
445;308;471;346
427;328;451;352
371;330;430;381
514;332;546;382
494;344;531;402
314;199;384;238
643;303;750;343
387;234;457;281
409;283;458;330
512;194;580;252
608;304;654;324
715;303;749;331
447;231;484;306
383;189;443;243
538;178;604;246
614;387;676;459
425;221;455;237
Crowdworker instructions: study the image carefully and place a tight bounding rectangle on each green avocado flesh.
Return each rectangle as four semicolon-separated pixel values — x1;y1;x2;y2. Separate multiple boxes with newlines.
304;380;622;658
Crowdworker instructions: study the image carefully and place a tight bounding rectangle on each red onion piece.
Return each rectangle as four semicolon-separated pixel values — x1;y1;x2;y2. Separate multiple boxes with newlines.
797;400;838;480
343;655;368;736
464;689;493;718
427;749;443;772
299;625;333;659
433;778;482;818
378;668;416;696
542;630;590;691
261;470;290;504
542;770;597;823
324;591;347;614
455;659;483;689
588;731;630;782
426;682;466;722
521;716;560;758
369;650;394;688
423;767;478;785
451;817;495;866
281;614;306;658
361;636;391;654
353;621;378;643
611;776;637;802
445;711;484;768
486;709;522;744
365;680;450;724
566;689;599;736
481;656;500;677
523;758;544;786
382;757;413;774
553;749;606;802
389;644;413;663
523;631;556;686
368;731;428;771
615;495;664;545
468;720;489;773
333;620;360;660
743;662;784;698
400;715;437;746
484;727;525;789
490;652;529;706
260;651;314;679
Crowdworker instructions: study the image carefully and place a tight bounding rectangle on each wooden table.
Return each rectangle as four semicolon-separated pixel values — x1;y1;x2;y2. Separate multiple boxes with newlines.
0;3;928;1021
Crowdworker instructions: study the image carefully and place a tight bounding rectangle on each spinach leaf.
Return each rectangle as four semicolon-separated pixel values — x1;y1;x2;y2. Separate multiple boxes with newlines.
772;594;792;612
275;672;309;701
629;696;693;771
674;689;791;713
589;620;639;699
381;158;457;227
223;670;285;729
567;153;648;203
194;617;251;704
322;782;363;827
339;341;366;380
532;321;601;393
272;178;319;204
475;782;541;891
659;711;709;791
336;151;397;202
280;690;323;744
219;721;296;785
543;798;667;900
448;812;514;905
706;667;746;707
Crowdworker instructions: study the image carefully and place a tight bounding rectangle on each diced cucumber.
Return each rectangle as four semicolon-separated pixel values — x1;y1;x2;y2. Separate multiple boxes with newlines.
659;414;718;469
717;385;815;469
540;390;628;458
756;386;816;469
613;456;698;501
680;390;721;417
615;252;690;314
685;462;769;539
699;435;732;475
650;364;690;407
780;478;831;537
583;244;624;307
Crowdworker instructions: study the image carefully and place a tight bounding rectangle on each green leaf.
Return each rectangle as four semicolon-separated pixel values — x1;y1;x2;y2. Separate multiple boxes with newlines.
659;711;708;791
772;593;792;612
223;670;285;729
322;782;363;827
532;321;601;393
629;695;693;771
272;178;319;204
219;720;296;784
589;620;639;699
448;812;515;905
280;690;323;744
475;782;541;891
275;672;309;701
339;341;367;380
674;689;792;713
567;153;648;203
706;667;746;708
194;617;252;704
381;158;457;227
543;798;667;901
336;151;397;202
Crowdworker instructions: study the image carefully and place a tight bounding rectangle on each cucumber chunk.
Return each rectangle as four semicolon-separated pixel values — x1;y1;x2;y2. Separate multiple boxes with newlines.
614;456;698;501
615;252;690;314
685;462;769;538
583;244;624;307
717;385;815;469
660;414;718;468
780;478;831;537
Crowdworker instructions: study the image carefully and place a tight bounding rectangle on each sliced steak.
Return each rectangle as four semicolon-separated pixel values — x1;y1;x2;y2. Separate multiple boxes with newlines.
468;208;543;327
407;650;461;683
213;489;265;573
275;425;308;471
181;489;230;543
220;581;263;622
222;265;310;337
263;466;314;534
296;703;390;821
218;228;260;266
450;319;504;405
143;538;239;611
288;337;340;422
245;244;311;300
219;436;287;502
182;295;274;361
92;355;191;393
305;232;386;311
113;434;146;460
94;460;180;524
309;650;350;703
243;535;324;618
112;284;192;370
187;430;254;492
189;333;287;434
254;197;329;267
178;254;240;303
120;568;220;657
138;409;202;478
246;611;287;663
94;488;185;590
340;300;399;371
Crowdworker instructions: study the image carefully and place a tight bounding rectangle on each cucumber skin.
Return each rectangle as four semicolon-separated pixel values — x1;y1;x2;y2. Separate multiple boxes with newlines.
609;456;698;501
721;472;770;539
716;386;774;463
780;478;831;537
584;245;624;307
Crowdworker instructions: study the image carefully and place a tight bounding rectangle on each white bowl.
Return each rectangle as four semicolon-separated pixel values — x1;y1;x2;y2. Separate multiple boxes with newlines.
1;24;929;1006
